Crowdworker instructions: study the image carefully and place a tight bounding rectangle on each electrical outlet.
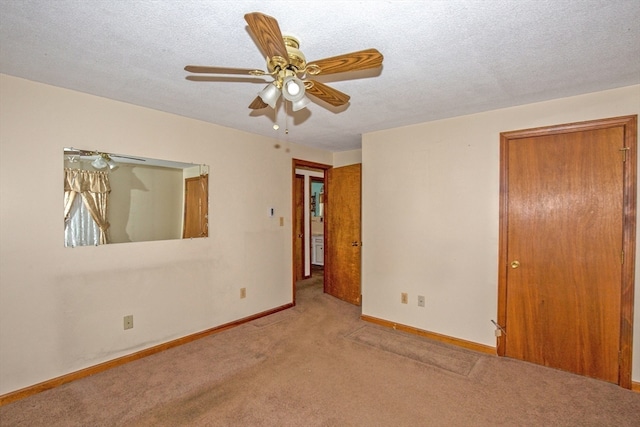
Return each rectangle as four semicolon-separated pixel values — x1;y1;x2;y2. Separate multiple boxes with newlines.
418;295;425;307
240;287;247;299
401;293;408;304
123;315;133;330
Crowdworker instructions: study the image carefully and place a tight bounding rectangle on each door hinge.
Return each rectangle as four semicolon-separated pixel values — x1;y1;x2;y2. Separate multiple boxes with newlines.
622;250;625;265
620;147;630;162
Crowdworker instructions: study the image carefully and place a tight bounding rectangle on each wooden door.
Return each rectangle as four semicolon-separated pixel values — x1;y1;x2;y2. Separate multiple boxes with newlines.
325;164;362;305
294;174;305;281
498;116;636;387
183;174;208;238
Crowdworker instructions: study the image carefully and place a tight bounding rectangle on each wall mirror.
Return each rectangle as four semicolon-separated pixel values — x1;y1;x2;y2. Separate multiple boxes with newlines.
310;179;324;237
63;148;209;247
311;180;324;218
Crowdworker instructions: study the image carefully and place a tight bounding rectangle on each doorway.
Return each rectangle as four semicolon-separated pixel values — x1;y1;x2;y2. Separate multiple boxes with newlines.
497;115;637;388
291;159;363;307
292;159;331;304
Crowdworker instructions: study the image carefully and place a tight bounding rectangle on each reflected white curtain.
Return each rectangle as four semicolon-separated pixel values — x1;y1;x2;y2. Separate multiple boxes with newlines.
64;169;111;247
65;195;101;247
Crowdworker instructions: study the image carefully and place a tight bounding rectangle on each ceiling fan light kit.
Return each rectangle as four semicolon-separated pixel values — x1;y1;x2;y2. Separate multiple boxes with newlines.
291;95;310;112
184;12;383;118
281;76;304;100
91;153;118;170
258;82;281;109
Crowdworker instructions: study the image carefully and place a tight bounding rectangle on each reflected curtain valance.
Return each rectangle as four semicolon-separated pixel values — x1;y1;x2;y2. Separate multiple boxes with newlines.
64;168;111;194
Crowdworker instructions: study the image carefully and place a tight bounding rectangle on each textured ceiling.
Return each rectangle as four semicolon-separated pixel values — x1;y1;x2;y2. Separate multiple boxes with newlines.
1;0;639;152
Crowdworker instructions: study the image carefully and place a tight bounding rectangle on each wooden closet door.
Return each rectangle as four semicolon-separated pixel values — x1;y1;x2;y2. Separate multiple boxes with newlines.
498;116;636;387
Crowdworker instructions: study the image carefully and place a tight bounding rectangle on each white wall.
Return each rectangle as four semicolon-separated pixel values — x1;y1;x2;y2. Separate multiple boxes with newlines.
333;149;362;167
0;74;332;395
362;85;640;382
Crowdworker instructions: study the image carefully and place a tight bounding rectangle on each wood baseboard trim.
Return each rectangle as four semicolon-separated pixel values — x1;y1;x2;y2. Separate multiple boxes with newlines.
361;315;640;393
360;314;497;355
0;303;294;406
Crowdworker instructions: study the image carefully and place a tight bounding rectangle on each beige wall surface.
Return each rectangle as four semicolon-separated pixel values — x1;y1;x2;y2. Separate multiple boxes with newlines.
333;149;362;167
0;74;331;395
362;85;640;382
108;164;184;243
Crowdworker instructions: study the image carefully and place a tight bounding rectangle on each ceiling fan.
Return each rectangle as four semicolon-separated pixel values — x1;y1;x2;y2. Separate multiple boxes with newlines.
184;12;384;112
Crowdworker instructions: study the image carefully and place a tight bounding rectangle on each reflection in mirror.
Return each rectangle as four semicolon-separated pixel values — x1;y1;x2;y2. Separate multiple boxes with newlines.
311;180;324;218
310;178;324;237
64;148;209;247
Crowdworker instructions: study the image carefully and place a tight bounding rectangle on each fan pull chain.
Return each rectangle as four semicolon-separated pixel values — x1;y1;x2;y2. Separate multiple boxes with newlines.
272;99;280;130
285;99;289;134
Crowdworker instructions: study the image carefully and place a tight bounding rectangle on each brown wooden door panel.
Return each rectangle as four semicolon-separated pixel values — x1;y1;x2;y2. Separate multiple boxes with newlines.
294;174;305;281
499;116;637;387
325;164;362;305
183;174;208;238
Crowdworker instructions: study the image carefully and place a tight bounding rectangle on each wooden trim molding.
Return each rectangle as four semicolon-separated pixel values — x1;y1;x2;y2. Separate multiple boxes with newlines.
361;315;640;393
0;303;294;406
360;314;496;355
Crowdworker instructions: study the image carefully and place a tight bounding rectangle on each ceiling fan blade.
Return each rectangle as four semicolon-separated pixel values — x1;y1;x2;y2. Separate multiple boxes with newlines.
186;76;268;84
248;96;269;110
184;65;266;76
306;49;383;75
305;80;350;107
244;12;289;67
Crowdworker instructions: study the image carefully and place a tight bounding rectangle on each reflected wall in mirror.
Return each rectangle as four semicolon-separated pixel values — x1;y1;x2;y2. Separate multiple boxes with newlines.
311;179;324;218
64;148;209;247
310;178;324;236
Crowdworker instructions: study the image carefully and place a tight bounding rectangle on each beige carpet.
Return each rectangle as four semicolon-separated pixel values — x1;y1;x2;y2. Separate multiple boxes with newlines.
346;325;479;376
1;270;639;426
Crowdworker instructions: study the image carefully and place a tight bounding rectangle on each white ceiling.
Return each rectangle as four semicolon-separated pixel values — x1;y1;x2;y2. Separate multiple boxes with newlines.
1;1;639;152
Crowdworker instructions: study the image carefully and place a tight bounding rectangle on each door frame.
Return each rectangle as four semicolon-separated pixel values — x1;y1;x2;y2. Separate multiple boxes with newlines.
497;115;637;388
294;173;306;282
292;159;332;305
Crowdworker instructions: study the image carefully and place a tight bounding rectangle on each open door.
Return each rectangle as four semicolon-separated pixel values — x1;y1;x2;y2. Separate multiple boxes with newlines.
325;164;362;305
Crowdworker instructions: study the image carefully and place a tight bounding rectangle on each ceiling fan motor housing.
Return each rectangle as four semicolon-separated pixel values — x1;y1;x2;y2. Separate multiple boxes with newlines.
267;35;306;74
